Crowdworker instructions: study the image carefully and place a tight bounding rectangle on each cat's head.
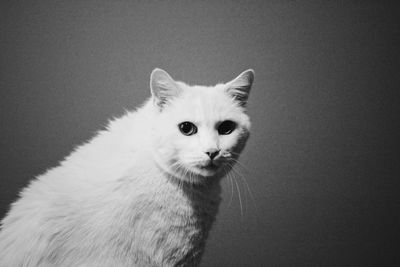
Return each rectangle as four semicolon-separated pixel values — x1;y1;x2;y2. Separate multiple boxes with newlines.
149;68;254;184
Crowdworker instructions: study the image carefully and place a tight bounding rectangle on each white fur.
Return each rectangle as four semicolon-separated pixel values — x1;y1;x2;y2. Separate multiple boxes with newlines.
0;68;254;266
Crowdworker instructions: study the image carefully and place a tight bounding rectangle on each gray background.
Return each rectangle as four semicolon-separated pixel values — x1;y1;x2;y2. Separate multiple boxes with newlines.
1;1;399;266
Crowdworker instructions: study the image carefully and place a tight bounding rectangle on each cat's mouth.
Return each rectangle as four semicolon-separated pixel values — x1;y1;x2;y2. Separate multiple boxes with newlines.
196;160;222;174
199;161;218;170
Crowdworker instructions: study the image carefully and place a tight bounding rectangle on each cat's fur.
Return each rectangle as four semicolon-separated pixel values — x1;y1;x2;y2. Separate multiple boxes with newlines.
0;68;254;266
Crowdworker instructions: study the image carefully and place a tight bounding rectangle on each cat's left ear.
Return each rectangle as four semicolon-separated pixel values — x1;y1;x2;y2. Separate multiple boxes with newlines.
150;68;181;110
226;69;254;107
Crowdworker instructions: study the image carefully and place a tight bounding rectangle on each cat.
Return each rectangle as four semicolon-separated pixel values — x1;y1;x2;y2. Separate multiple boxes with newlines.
0;68;254;267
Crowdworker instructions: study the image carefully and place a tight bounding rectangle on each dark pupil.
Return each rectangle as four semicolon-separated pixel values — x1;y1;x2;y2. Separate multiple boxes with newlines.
179;122;197;135
218;120;236;135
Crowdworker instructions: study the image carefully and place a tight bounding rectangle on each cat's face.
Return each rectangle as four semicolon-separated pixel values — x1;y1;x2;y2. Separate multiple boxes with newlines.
150;69;253;184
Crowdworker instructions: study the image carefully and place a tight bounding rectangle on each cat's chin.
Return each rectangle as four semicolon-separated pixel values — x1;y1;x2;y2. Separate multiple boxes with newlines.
154;155;225;184
188;164;226;180
195;164;219;175
168;165;223;184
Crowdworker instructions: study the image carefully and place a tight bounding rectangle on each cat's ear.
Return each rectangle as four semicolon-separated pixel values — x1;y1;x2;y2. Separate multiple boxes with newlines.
225;69;254;107
150;68;181;110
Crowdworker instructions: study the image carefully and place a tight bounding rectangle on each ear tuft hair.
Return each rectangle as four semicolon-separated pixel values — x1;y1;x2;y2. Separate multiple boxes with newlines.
226;69;254;107
150;68;181;110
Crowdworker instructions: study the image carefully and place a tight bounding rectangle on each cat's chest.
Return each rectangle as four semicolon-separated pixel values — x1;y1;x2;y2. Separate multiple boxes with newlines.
103;182;220;265
125;186;218;240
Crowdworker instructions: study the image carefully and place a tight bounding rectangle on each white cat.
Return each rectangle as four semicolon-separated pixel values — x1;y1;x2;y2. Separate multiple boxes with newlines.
0;68;254;266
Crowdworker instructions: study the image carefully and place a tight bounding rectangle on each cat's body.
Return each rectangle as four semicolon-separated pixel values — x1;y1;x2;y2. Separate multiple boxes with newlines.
0;68;254;266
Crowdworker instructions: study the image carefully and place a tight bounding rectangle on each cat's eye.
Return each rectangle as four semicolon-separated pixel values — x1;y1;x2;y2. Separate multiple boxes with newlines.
218;120;236;135
178;121;197;136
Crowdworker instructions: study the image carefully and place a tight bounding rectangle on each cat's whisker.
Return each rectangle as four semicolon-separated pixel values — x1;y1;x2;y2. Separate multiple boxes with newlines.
221;165;234;209
182;165;190;181
169;161;181;167
232;175;243;218
228;158;250;174
227;171;234;209
169;161;184;172
227;160;260;219
168;161;194;187
233;168;249;214
178;162;193;184
225;162;245;214
229;151;242;156
185;168;193;184
230;165;259;216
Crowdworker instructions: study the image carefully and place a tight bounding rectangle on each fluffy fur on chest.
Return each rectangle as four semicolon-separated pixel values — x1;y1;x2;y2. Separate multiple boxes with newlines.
0;168;221;266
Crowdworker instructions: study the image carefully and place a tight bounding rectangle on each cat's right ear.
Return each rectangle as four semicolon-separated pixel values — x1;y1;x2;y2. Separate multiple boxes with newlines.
150;68;181;110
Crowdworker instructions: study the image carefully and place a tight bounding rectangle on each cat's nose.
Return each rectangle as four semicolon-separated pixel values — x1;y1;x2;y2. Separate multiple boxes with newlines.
205;150;220;160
